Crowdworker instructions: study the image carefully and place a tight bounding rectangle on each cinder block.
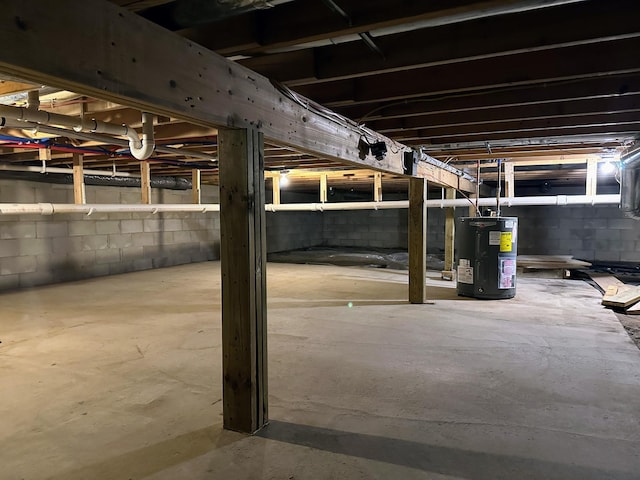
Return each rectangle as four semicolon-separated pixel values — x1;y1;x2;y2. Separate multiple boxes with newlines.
121;219;144;234
0;273;20;291
594;229;620;241
19;238;49;256
68;221;97;236
131;232;156;247
608;218;636;230
94;188;119;204
96;220;121;235
108;234;133;248
51;236;83;255
164;219;183;231
1;222;37;240
19;270;54;288
81;235;109;251
143;218;162;232
67;250;96;268
0;239;21;258
36;221;68;238
120;190;141;204
95;248;121;264
132;258;153;271
620;251;640;262
121;246;144;261
1;255;37;275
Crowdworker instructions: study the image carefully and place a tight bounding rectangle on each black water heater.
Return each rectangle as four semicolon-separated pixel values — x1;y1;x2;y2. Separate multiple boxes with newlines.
455;217;518;299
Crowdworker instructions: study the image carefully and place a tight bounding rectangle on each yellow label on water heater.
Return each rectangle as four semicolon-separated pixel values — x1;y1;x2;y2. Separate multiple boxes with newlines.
500;232;512;252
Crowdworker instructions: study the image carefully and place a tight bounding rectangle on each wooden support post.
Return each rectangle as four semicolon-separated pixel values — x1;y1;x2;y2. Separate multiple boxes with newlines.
586;158;598;195
373;171;382;202
468;194;477;217
140;161;151;204
72;153;86;204
39;147;51;171
441;188;456;281
272;173;281;205
320;174;328;203
409;177;427;304
504;162;515;198
192;169;201;204
219;127;268;434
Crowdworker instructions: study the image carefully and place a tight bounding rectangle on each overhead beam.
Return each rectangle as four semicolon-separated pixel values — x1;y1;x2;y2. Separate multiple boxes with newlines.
240;0;638;84
367;96;640;134
393;112;640;141
292;37;640;106
180;0;589;56
0;0;467;187
336;73;640;123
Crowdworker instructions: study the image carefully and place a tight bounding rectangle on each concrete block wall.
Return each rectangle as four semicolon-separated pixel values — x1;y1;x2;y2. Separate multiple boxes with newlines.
0;179;220;291
266;211;324;252
501;204;640;262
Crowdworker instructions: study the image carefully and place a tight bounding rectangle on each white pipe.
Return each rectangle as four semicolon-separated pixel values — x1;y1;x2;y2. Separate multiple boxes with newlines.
265;194;621;211
0;105;156;160
0;194;621;216
0;203;220;215
1;118;214;162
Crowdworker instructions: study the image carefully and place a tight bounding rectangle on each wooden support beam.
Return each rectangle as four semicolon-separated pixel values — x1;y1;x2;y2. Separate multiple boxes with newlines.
192;168;201;204
219;127;268;434
140;161;151;204
373;171;382;202
586;158;598;196
408;177;427;304
0;1;475;191
441;188;456;281
504;162;515;198
272;173;281;205
72;153;86;204
38;147;51;165
468;194;477;217
320;173;328;203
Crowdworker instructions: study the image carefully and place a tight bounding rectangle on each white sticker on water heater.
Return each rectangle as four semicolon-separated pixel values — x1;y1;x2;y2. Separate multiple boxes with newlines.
489;231;501;245
458;265;474;284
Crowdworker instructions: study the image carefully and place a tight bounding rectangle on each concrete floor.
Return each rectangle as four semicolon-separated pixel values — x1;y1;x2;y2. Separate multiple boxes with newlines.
1;262;639;480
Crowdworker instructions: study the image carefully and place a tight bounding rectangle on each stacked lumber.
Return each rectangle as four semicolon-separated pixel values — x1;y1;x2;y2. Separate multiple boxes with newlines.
517;255;592;270
590;273;640;314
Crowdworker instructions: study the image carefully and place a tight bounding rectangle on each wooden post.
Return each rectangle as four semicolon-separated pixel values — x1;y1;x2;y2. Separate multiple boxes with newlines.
468;193;477;217
39;147;51;171
72;153;86;204
441;188;456;281
192;169;201;204
373;171;382;202
219;127;268;434
320;174;328;203
586;158;598;195
272;173;281;205
504;162;515;198
140;161;151;204
409;177;427;304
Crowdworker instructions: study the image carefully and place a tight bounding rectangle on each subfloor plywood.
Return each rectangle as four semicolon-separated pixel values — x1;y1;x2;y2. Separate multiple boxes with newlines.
1;262;639;480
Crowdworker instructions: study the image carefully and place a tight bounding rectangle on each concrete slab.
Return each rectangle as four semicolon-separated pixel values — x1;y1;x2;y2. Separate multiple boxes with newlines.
0;262;639;479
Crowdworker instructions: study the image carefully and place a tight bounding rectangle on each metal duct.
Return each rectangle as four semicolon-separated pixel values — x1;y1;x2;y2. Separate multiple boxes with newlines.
141;0;295;30
0;171;191;190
